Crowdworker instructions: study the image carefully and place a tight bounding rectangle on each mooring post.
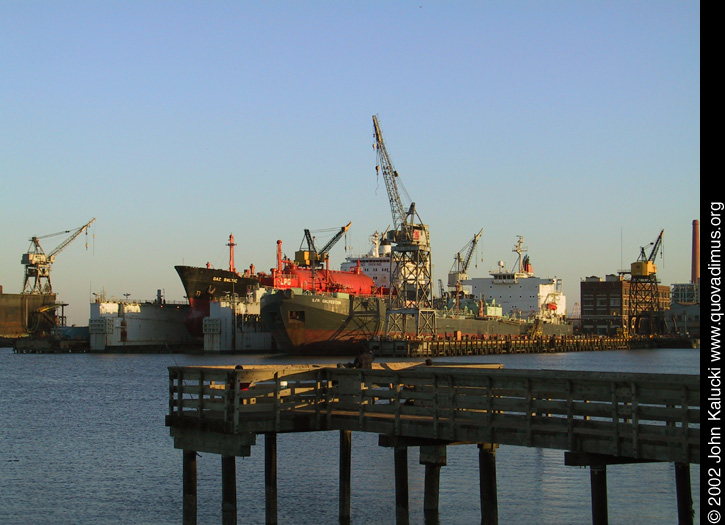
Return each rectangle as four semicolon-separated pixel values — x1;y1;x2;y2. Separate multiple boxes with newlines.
339;430;352;523
420;444;447;517
675;462;694;525
183;450;197;525
221;455;237;525
394;445;409;524
478;443;499;525
265;433;278;525
590;465;608;525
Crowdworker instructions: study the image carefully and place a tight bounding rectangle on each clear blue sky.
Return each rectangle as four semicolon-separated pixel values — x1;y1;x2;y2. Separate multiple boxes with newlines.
1;1;700;325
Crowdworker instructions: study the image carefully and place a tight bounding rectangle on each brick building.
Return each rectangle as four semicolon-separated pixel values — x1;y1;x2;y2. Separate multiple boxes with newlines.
580;274;670;335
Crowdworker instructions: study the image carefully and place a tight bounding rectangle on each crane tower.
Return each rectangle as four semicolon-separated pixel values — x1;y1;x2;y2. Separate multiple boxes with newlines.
22;218;96;295
372;115;435;338
624;229;665;335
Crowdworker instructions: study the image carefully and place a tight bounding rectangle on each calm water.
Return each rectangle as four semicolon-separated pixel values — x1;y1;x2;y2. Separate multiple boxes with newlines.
1;347;700;524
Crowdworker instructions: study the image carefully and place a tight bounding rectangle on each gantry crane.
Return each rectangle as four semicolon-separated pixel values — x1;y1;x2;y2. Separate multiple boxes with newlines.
448;228;483;288
372;115;435;337
295;222;352;270
22;218;96;294
623;229;665;335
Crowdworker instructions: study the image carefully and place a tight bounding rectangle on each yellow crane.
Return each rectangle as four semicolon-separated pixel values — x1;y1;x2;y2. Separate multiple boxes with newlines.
295;222;352;269
625;229;665;335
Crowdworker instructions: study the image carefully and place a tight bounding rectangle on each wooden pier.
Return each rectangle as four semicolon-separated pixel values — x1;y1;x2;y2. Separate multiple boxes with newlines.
368;334;699;357
166;362;699;524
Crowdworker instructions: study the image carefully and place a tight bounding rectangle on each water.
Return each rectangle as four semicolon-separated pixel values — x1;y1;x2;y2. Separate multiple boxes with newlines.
1;347;700;524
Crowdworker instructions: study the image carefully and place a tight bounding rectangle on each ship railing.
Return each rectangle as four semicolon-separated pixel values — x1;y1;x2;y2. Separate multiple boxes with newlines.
167;364;700;464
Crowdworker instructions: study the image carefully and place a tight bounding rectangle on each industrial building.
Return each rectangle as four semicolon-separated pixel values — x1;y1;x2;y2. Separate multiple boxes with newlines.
580;274;670;335
580;220;700;337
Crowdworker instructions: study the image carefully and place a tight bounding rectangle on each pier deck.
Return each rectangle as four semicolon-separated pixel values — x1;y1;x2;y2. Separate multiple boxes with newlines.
166;362;699;523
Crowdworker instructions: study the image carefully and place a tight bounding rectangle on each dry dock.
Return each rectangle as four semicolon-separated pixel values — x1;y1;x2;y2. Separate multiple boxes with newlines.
166;362;699;524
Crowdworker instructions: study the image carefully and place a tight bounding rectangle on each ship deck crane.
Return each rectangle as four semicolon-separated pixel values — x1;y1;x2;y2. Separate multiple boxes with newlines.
372;115;435;337
22;218;96;294
295;222;352;270
448;228;483;288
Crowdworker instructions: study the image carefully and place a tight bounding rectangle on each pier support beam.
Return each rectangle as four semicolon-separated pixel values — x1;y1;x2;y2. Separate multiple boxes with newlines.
339;430;352;523
221;456;237;525
478;444;499;525
589;465;608;525
394;445;409;524
675;462;694;525
565;452;660;525
265;433;278;525
420;444;447;518
183;450;197;525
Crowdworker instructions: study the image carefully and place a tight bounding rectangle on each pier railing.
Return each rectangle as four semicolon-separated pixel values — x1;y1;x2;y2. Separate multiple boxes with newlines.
167;363;700;464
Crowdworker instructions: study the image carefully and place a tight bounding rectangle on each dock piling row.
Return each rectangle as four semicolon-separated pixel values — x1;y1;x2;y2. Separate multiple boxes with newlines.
368;334;697;358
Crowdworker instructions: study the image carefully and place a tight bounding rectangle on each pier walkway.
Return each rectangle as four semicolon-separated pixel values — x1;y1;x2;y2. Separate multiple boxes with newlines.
166;362;699;524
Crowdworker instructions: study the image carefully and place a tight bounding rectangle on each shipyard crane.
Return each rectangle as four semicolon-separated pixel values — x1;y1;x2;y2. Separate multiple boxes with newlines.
22;218;96;295
295;222;352;269
623;229;665;335
633;229;664;277
372;115;435;337
448;228;483;288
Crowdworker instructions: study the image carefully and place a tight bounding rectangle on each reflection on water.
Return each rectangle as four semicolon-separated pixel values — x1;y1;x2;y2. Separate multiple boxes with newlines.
1;347;699;524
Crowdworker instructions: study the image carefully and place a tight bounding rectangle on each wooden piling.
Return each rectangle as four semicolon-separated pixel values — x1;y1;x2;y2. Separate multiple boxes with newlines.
265;433;278;525
394;445;409;524
675;462;694;525
420;445;447;516
182;450;197;525
339;430;352;522
590;465;608;525
478;444;499;525
221;456;236;525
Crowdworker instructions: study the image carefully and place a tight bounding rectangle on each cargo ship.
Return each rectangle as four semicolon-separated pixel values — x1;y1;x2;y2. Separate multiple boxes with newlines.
260;289;386;354
260;289;571;355
261;235;572;354
175;263;260;338
180;232;572;354
174;234;260;338
175;233;378;341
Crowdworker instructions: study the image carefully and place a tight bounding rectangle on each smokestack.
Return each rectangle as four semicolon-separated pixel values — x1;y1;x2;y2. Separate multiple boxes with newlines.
692;219;700;284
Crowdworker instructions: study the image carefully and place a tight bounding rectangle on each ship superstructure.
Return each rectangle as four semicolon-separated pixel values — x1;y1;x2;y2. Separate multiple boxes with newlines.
462;236;567;322
340;231;393;293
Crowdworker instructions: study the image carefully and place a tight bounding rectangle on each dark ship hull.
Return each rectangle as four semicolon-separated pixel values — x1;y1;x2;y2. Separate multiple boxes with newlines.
175;265;260;338
260;289;386;355
261;290;573;355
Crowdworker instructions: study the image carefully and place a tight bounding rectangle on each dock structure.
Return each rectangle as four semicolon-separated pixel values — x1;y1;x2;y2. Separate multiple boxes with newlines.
166;363;699;524
368;334;698;357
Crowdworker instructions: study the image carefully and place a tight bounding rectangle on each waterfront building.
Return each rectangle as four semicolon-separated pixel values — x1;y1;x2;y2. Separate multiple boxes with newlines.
580;274;670;335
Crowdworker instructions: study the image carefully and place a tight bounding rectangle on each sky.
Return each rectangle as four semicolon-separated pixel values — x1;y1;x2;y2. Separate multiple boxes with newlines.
1;1;700;326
